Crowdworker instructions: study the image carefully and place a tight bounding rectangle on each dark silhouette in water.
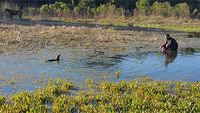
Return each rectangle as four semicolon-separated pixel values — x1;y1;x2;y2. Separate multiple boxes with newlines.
46;55;61;62
4;7;23;19
161;50;178;67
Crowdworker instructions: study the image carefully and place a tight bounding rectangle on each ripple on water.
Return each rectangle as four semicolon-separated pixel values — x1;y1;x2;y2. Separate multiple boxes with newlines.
0;48;200;95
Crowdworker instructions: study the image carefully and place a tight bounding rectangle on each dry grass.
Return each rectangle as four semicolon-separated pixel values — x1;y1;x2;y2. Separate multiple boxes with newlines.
0;24;165;52
0;23;199;53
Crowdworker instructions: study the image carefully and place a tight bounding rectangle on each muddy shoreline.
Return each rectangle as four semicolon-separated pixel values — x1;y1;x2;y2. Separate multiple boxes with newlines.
0;22;200;54
0;22;200;96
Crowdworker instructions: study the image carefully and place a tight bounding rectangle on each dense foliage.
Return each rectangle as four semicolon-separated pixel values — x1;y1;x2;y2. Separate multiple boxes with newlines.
35;0;199;19
1;0;199;19
0;78;199;112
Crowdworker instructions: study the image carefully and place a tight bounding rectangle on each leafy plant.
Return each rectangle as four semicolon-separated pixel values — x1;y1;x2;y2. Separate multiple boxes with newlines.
172;3;190;18
136;0;149;15
0;78;199;112
150;1;172;17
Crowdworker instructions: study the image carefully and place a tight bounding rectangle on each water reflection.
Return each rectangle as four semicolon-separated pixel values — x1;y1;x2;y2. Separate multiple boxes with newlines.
161;51;178;67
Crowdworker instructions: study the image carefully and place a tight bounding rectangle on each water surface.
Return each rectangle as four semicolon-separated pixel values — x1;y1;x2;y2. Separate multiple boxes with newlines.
0;47;199;95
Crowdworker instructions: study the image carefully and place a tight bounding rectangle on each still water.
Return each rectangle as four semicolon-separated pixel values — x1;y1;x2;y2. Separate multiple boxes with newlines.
0;47;199;94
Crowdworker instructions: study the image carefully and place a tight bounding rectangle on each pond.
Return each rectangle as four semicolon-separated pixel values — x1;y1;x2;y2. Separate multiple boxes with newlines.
0;47;199;95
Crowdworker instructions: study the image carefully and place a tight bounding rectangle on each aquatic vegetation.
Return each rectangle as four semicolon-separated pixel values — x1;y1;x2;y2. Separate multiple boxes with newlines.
0;78;199;112
0;96;5;106
86;79;95;88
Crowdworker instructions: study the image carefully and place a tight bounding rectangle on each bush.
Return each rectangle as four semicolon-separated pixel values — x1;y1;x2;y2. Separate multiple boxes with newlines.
93;4;107;18
92;3;124;19
172;3;190;18
40;2;70;18
73;0;92;18
136;0;149;16
25;7;40;17
40;4;49;17
73;6;81;17
150;1;172;17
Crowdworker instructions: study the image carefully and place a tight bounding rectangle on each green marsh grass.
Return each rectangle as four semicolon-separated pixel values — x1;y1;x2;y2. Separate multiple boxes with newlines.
23;14;200;33
59;16;200;33
110;21;200;33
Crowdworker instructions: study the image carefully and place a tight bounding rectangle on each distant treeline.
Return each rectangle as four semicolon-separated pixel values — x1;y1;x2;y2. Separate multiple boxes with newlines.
1;0;200;19
1;0;199;9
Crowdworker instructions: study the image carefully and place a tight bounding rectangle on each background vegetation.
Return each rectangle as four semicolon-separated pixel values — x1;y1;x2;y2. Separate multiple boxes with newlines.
0;0;199;19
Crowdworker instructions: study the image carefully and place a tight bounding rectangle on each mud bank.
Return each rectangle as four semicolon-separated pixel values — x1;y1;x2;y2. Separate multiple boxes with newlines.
0;24;200;53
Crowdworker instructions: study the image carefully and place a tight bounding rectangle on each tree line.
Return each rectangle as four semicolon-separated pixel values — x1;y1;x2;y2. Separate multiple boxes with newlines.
1;0;200;19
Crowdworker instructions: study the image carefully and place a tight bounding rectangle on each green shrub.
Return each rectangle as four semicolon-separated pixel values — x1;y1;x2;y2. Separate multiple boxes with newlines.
73;6;81;17
172;3;190;18
136;0;149;15
74;0;92;18
150;1;172;17
40;2;70;18
92;3;124;19
40;4;49;17
94;4;107;18
25;7;40;17
107;3;124;18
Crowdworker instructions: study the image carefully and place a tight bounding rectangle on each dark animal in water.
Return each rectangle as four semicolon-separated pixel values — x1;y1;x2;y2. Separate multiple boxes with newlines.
46;55;61;62
4;8;22;19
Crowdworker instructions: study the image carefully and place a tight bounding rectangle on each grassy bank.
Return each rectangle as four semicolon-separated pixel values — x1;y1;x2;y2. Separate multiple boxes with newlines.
25;16;200;33
0;78;199;112
112;22;200;33
61;16;200;33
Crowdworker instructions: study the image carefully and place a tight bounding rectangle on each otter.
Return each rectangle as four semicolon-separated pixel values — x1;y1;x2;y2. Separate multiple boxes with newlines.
46;55;61;62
